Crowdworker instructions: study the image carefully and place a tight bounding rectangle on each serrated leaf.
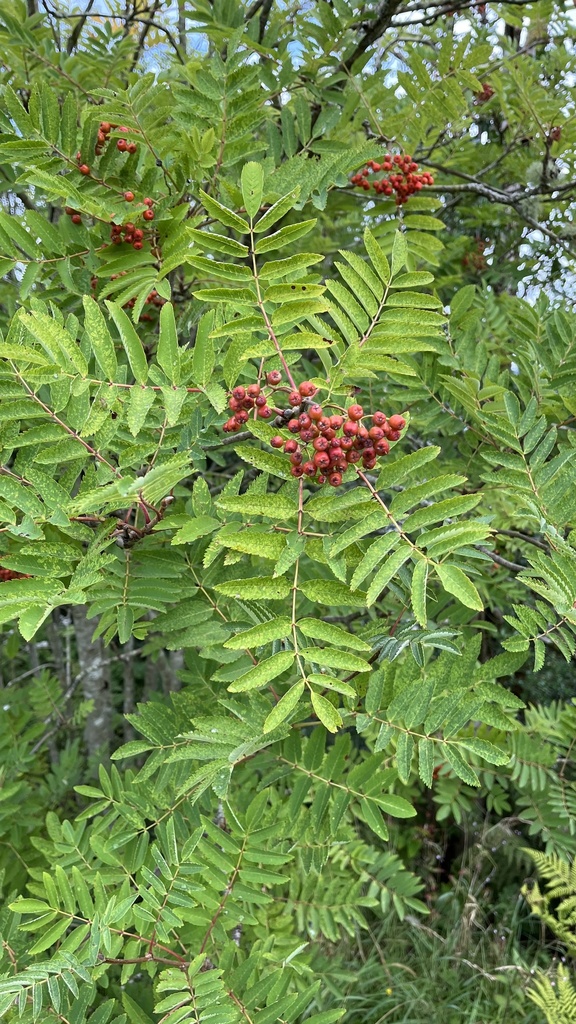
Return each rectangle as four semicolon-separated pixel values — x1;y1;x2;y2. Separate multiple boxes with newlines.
377;794;416;818
458;738;510;766
263;681;305;732
241;161;264;218
297;618;371;651
392;272;435;288
224;616;293;650
171;516;220;545
127;387;155;436
418;737;434;787
366;546;411;607
255;188;300;233
254;219;316;255
300;647;369;672
391;230;408;276
191;310;215;387
363;228;390;283
227;651;295;691
234;445;291;480
436;563;483;611
157;304;180;384
82;296;117;380
215;576;292;600
199;189;249;233
310;691;342;733
217;493;296;520
106;302;148;383
441;743;480;786
411;560;428;627
299;578;366;608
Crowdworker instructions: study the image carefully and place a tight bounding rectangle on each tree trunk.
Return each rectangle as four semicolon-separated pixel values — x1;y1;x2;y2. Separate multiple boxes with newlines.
71;606;112;762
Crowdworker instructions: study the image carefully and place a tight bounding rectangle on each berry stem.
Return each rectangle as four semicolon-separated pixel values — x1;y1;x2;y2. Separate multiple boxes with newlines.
249;230;298;391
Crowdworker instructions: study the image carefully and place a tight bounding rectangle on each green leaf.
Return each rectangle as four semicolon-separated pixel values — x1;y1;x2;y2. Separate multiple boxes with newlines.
227;651;295;692
82;296;117;380
376;447;440;489
391;230;408;276
441;743;480;786
234;445;292;480
359;797;388;840
157;304;180;384
259;252;323;280
255;188;300;233
364;228;390;283
411;560;428;627
21;310;88;376
188;229;249;256
127;387;155;436
458;738;510;766
350;533;399;592
300;647;369;672
106;302;148;384
241;161;264;218
191;310;215;387
299;578;366;608
254;219;317;255
392;271;435;288
395;731;414;783
377;794;416;818
224;616;293;650
311;691;342;733
216;494;296;520
436;563;483;611
8;899;53;914
117;606;133;644
28;917;71;955
297;618;371;652
171;516;220;545
366;546;411;607
263;681;305;732
198;189;249;233
418;738;434;787
215;576;292;600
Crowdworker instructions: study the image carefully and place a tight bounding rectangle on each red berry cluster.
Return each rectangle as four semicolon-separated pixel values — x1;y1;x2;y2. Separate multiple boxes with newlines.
222;374;405;488
462;238;487;273
109;200;155;250
95;122;139;158
350;155;434;205
90;273;165;320
64;205;83;226
475;83;495;104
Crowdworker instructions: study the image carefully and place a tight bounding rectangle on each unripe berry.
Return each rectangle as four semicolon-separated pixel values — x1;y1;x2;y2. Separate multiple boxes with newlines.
288;390;301;405
267;370;282;385
270;436;284;448
285;440;298;454
299;381;317;397
79;164;90;175
343;420;358;436
124;191;135;202
328;472;342;487
143;209;155;221
348;404;364;420
388;414;405;430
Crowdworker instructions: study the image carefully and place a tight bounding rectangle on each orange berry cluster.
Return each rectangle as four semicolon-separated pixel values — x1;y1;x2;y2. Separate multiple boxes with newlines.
109;200;155;250
222;374;405;488
96;122;138;158
350;155;434;205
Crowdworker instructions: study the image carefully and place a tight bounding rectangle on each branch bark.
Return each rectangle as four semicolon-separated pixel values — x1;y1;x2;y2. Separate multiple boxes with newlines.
71;606;113;762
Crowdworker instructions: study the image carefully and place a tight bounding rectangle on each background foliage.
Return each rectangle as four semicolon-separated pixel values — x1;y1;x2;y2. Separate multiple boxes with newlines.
1;0;576;1021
